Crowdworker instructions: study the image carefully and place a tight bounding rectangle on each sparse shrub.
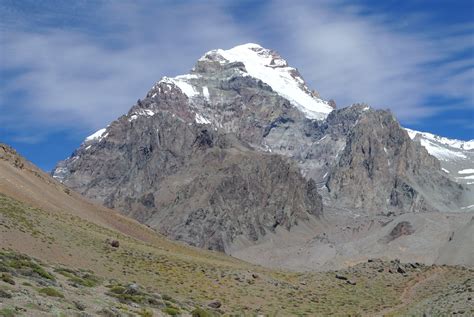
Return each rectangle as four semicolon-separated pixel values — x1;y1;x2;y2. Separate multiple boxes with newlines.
32;265;55;280
38;287;64;298
54;267;75;278
0;307;17;317
0;289;12;299
114;293;145;304
69;273;100;287
162;294;172;301
0;262;10;273
1;273;15;285
138;308;153;317
191;308;213;317
162;307;180;316
106;284;148;304
109;285;126;294
5;254;54;281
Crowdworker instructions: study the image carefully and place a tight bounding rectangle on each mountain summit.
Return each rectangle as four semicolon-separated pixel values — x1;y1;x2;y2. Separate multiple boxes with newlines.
196;43;334;119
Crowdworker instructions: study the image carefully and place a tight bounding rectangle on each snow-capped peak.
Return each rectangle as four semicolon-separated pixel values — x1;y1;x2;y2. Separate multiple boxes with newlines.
199;43;334;120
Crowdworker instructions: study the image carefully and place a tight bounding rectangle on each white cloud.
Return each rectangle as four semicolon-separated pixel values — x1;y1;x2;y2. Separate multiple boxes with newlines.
261;1;473;122
1;1;251;135
1;0;472;141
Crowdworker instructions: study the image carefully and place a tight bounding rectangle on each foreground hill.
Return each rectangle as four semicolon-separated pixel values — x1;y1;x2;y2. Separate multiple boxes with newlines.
1;145;473;315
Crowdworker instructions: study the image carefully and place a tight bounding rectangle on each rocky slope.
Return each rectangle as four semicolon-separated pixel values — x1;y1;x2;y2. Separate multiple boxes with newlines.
231;208;474;271
52;43;472;256
436;215;474;266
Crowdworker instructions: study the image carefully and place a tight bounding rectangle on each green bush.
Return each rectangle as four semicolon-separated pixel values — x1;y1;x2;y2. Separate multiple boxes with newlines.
69;274;100;287
54;268;75;278
109;285;126;294
114;293;145;304
162;294;172;301
0;308;17;317
32;265;55;280
106;284;150;304
6;256;55;281
162;307;180;316
191;308;213;317
38;287;64;298
138;308;154;317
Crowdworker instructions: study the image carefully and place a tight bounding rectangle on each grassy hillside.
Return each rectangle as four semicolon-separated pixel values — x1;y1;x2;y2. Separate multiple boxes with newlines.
1;193;473;316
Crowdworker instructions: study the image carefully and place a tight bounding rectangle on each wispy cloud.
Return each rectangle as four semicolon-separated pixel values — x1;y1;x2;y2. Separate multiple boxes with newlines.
261;0;473;122
1;1;250;137
1;0;472;143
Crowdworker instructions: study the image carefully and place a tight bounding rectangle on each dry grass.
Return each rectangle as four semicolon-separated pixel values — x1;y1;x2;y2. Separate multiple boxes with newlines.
1;193;472;316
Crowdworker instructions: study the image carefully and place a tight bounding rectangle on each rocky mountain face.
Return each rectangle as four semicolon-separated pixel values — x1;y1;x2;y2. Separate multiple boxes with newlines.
325;108;466;214
52;97;322;252
53;43;471;252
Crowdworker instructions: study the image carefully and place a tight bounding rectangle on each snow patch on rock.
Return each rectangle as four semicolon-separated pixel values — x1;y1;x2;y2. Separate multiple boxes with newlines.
457;175;474;180
160;76;199;98
85;128;107;142
202;86;210;100
458;168;474;175
128;109;156;122
195;113;211;124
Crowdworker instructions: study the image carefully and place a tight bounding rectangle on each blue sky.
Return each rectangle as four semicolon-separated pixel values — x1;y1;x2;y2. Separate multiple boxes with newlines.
1;0;473;171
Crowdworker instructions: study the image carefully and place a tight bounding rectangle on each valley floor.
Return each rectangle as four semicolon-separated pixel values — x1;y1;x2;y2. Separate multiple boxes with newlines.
231;207;474;271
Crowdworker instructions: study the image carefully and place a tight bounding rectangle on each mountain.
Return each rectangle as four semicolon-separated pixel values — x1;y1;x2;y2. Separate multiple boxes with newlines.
406;129;474;193
4;144;473;316
52;43;473;261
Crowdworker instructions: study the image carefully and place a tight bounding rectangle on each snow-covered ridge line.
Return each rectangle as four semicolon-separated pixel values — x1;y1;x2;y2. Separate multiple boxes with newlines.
406;128;474;151
195;113;211;124
405;128;473;162
199;43;333;120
